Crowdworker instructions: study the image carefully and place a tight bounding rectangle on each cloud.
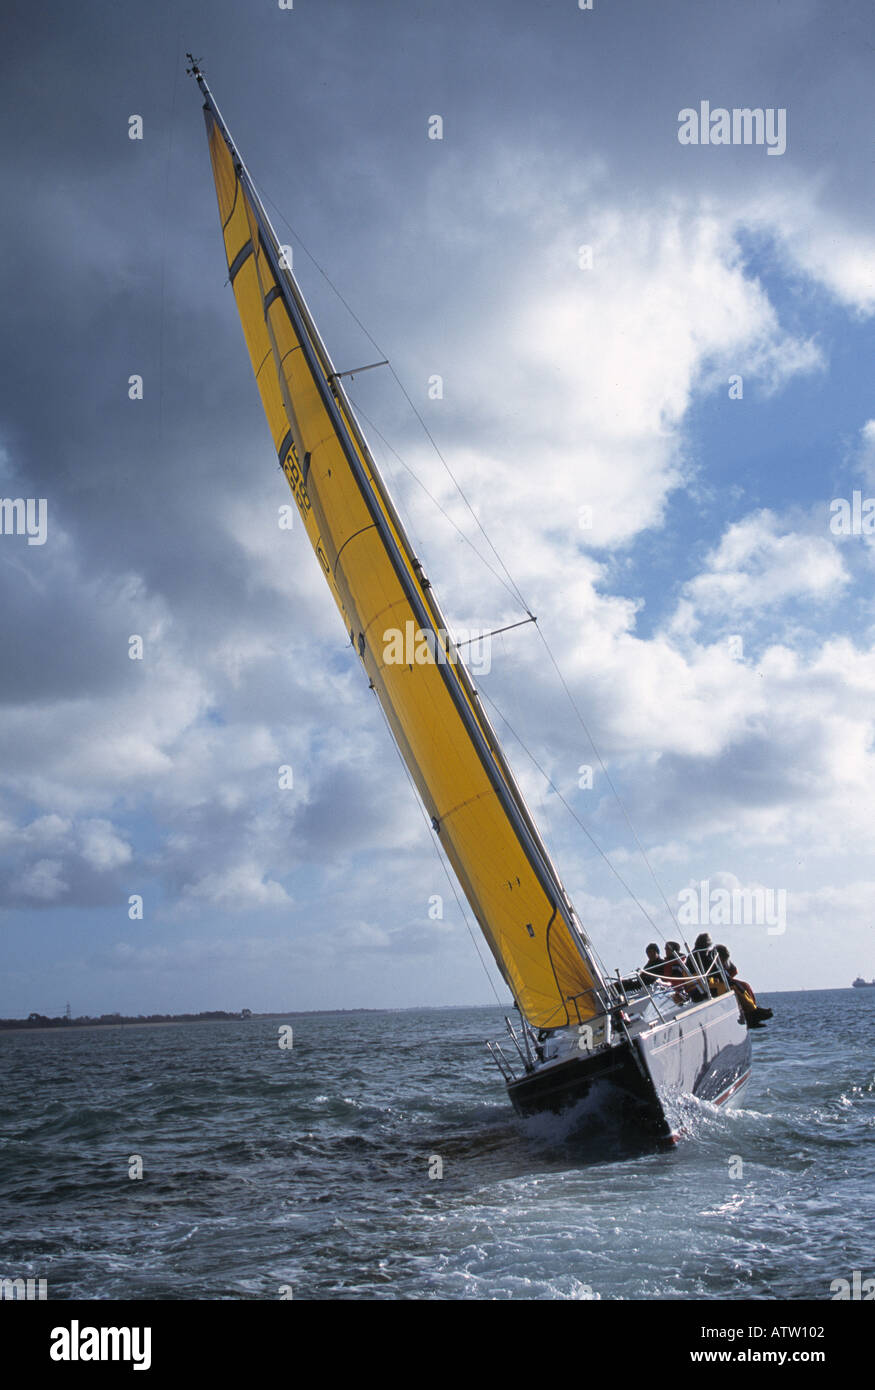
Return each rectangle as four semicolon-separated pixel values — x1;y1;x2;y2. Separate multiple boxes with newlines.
761;201;875;316
10;858;68;902
334;920;392;950
79;819;133;871
0;813;134;908
857;420;875;487
2;0;875;1008
676;510;848;622
174;862;291;914
390;179;826;562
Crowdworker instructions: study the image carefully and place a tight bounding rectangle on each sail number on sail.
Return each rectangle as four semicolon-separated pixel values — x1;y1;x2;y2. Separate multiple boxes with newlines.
281;442;311;515
281;441;331;576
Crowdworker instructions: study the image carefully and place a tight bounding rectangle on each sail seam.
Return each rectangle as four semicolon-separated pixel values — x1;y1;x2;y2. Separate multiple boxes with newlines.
333;523;377;576
228;240;254;283
221;174;239;231
543;910;571;1028
422;787;495;827
276;429;293;465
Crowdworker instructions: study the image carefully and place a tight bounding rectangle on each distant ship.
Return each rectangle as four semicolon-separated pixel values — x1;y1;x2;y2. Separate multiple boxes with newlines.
852;977;875;988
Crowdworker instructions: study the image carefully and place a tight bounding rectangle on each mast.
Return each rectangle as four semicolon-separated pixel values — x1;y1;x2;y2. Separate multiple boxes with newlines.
189;60;614;1025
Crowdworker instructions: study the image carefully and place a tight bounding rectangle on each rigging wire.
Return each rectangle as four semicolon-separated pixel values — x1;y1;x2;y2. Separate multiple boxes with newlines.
259;186;530;610
345;394;528;610
256;181;681;942
475;682;666;946
528;624;683;940
260;188;531;612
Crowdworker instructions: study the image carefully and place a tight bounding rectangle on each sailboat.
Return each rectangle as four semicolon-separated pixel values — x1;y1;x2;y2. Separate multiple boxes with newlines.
188;61;752;1142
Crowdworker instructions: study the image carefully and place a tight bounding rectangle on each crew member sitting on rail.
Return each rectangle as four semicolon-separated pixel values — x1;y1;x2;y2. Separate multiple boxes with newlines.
715;945;773;1027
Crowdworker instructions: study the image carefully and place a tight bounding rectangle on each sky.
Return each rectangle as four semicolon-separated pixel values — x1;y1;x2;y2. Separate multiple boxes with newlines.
1;0;874;1017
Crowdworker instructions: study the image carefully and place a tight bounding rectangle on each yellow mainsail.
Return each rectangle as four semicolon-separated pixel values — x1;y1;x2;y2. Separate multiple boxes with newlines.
195;73;607;1028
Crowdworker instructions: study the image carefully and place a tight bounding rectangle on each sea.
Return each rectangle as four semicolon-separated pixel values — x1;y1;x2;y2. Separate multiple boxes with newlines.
1;988;872;1301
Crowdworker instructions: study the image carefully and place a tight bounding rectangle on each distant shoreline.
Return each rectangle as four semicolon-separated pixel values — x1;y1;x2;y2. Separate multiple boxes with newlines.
0;988;855;1036
0;1008;383;1035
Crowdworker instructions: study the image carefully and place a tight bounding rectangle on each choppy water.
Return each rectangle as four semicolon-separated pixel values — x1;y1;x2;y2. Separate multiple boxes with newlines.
1;989;872;1300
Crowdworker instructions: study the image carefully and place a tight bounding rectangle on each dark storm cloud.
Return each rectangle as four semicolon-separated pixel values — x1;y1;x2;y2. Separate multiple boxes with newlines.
1;0;870;724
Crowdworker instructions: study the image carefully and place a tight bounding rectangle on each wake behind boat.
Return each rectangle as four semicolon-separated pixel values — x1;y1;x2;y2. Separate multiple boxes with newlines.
189;61;761;1145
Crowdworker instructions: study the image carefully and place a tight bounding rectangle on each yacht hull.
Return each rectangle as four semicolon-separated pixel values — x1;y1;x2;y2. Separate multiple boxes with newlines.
507;992;751;1139
507;1033;662;1124
637;990;752;1113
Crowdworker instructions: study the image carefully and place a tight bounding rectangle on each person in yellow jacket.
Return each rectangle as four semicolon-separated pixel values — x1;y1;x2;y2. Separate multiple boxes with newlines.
715;945;773;1027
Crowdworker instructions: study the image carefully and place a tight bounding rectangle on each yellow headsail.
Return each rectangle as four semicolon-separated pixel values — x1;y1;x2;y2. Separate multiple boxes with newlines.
194;71;608;1028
